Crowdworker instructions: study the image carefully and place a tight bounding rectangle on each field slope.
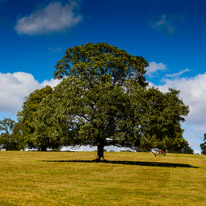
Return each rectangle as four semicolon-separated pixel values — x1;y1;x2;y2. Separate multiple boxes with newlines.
0;151;205;206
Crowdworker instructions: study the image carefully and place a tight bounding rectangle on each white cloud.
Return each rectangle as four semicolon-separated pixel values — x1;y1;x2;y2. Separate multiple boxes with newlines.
166;68;190;78
156;73;206;152
42;78;61;88
146;62;167;77
0;72;60;115
15;1;82;35
158;73;206;125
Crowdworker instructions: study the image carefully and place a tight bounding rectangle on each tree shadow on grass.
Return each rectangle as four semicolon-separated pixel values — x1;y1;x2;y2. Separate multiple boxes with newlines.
43;159;198;168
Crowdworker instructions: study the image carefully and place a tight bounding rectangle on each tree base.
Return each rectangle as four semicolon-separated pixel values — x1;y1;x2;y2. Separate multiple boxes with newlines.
94;157;106;162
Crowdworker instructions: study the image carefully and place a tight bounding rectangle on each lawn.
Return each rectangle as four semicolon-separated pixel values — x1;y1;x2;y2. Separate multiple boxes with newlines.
0;151;205;206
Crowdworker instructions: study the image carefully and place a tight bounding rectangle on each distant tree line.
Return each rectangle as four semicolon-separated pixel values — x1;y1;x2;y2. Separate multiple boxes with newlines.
0;43;194;158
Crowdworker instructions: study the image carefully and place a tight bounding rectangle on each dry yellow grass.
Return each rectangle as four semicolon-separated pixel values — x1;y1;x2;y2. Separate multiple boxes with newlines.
0;151;205;205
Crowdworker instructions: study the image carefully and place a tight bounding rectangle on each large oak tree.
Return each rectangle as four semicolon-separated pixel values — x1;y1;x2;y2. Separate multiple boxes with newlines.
32;43;189;160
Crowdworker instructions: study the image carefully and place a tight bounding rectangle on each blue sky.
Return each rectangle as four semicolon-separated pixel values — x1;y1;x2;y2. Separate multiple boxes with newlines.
0;0;206;152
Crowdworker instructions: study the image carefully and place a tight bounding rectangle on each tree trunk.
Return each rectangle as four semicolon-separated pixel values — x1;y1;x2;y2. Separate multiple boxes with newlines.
40;146;47;151
96;144;104;161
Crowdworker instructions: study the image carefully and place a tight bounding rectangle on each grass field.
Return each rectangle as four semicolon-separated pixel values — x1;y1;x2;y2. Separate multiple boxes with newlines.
0;151;205;206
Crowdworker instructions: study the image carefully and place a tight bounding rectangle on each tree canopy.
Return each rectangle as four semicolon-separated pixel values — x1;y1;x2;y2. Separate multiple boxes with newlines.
14;85;53;150
0;118;19;150
54;42;148;87
30;43;189;160
138;88;189;151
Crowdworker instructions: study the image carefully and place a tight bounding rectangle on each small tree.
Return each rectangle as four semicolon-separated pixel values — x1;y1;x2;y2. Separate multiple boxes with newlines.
0;118;18;150
200;134;206;155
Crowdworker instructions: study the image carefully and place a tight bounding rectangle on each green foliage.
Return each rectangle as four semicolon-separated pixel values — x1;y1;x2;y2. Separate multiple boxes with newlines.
0;118;20;150
54;42;148;87
15;85;53;150
138;87;189;152
181;139;194;154
32;43;189;159
34;43;150;159
200;133;206;155
0;118;15;135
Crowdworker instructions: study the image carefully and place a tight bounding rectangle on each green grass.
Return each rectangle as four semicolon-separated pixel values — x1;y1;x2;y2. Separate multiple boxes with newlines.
0;151;205;206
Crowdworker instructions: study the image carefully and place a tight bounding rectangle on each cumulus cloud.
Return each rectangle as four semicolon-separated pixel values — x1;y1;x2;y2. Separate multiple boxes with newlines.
0;72;60;115
146;62;167;77
158;73;206;125
42;78;61;88
15;1;82;35
155;72;206;152
182;123;205;153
